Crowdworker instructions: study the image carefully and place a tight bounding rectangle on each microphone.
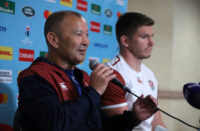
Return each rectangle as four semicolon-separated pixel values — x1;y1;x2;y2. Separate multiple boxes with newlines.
183;83;200;109
89;59;129;91
89;59;199;130
89;59;99;70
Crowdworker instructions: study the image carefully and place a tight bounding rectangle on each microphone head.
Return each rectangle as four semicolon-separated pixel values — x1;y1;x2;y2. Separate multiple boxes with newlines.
89;59;99;70
183;83;200;109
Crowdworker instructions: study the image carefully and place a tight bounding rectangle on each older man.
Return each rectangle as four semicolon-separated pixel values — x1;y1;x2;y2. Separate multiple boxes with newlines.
14;11;158;131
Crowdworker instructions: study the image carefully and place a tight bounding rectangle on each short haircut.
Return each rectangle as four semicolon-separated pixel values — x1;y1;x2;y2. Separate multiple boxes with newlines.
116;12;155;45
44;10;82;44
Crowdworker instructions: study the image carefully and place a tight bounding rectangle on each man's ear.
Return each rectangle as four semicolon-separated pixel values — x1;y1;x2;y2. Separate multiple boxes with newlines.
120;35;129;48
46;32;59;48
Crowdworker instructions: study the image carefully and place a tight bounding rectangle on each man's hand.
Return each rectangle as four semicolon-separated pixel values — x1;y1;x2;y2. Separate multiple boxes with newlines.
90;64;116;95
132;95;158;121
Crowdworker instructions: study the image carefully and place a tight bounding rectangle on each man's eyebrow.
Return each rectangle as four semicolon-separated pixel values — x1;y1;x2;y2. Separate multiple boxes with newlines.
71;29;82;34
139;33;154;36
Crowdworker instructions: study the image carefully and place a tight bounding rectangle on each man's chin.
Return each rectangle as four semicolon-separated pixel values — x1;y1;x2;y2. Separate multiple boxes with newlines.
142;55;151;59
75;57;85;65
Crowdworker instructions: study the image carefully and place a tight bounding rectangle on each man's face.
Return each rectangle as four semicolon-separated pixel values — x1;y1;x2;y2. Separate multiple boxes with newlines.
128;26;154;60
56;15;89;65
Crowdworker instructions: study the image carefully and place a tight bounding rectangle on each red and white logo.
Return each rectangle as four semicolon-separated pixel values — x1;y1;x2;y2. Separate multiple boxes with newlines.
76;0;87;11
22;25;33;46
148;80;155;90
90;21;100;33
19;48;34;62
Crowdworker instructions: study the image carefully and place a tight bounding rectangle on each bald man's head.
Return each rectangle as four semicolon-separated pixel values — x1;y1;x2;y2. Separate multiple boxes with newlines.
44;11;82;45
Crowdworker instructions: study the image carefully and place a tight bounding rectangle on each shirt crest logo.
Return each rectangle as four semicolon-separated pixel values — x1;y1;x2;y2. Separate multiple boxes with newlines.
148;80;155;90
60;82;68;90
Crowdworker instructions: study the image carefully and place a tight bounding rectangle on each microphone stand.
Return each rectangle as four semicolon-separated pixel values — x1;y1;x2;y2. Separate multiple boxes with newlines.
121;86;199;130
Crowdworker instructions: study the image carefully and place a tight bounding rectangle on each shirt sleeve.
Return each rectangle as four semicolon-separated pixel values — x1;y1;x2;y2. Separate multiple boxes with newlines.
101;70;127;109
18;75;101;131
101;70;142;131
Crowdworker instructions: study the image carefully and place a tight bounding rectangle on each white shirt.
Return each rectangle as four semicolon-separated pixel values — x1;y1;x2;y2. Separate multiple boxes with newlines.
105;54;158;131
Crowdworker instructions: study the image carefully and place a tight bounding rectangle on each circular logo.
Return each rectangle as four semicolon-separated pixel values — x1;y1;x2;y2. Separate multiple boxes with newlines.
22;6;35;17
105;9;112;17
44;10;52;19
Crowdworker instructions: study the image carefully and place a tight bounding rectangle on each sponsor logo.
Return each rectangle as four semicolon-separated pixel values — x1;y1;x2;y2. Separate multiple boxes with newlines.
22;25;33;45
0;70;12;84
102;58;110;63
60;82;68;90
46;0;56;3
116;0;124;6
0;93;8;104
91;3;100;15
22;38;33;46
94;43;108;48
137;77;143;84
40;51;48;57
0;46;13;60
60;0;72;7
22;6;35;17
44;10;52;19
25;25;30;37
0;26;7;32
19;48;34;62
105;9;112;17
0;0;15;14
77;0;87;12
103;25;112;35
90;21;100;33
117;11;122;18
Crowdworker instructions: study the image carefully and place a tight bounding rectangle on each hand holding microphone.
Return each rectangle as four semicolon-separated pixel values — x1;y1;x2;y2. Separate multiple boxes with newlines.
89;60;116;95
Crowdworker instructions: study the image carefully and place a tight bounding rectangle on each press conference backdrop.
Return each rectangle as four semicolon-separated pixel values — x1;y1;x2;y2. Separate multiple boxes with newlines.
0;0;127;129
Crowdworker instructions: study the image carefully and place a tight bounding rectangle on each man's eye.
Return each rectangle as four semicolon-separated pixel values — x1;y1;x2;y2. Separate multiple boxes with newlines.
77;33;82;36
141;35;147;38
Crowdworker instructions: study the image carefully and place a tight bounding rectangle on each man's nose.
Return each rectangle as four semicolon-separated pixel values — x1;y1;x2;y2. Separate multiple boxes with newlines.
82;34;89;46
148;37;154;46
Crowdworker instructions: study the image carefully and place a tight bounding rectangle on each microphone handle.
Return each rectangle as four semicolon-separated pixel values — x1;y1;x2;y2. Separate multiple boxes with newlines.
122;86;199;130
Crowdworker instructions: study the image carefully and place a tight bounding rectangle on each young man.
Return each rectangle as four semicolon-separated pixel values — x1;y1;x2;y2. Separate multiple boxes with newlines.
14;11;158;131
101;12;166;131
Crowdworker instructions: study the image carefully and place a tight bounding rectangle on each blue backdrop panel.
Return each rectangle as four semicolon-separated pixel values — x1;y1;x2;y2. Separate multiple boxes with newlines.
0;0;127;129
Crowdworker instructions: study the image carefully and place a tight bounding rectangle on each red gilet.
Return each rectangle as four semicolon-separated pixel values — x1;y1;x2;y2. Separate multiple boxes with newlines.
18;61;90;104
